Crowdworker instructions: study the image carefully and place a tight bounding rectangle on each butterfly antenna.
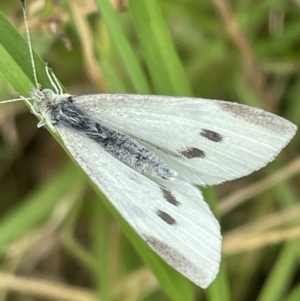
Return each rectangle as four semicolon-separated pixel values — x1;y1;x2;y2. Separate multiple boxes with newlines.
21;0;39;89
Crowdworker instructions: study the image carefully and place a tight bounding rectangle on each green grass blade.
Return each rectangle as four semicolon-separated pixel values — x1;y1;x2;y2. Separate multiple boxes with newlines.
0;163;84;253
0;11;53;95
94;0;151;94
129;0;192;96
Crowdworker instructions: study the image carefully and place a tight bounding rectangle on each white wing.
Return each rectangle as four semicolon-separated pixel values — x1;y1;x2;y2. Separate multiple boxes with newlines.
57;126;221;288
72;94;297;186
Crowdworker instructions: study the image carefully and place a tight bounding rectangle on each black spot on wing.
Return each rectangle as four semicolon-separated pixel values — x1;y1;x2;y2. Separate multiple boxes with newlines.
160;187;181;206
200;129;223;142
180;147;205;159
156;210;177;225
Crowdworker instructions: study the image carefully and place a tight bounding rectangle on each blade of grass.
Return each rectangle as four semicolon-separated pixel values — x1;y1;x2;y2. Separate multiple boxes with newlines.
258;241;299;301
0;163;84;253
0;11;53;95
129;0;192;96
94;0;151;94
203;187;230;301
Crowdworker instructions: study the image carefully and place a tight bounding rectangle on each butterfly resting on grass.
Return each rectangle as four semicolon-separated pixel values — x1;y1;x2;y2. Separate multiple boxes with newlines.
1;0;297;289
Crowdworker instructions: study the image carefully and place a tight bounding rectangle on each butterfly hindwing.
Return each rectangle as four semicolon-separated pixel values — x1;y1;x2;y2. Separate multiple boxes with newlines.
56;125;221;288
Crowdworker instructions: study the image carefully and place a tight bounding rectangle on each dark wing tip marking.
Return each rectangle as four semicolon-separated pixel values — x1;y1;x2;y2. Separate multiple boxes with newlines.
200;129;223;142
143;235;206;286
160;187;181;206
156;210;177;225
180;147;205;159
218;102;297;135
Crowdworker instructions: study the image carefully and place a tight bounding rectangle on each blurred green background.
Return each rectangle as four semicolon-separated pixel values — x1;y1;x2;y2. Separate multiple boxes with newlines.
0;0;299;300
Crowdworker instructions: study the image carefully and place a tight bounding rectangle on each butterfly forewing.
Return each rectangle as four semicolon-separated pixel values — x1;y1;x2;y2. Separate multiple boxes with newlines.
72;94;297;185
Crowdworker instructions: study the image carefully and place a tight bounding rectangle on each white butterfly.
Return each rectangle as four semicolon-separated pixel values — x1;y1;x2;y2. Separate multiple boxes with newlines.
1;1;297;289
